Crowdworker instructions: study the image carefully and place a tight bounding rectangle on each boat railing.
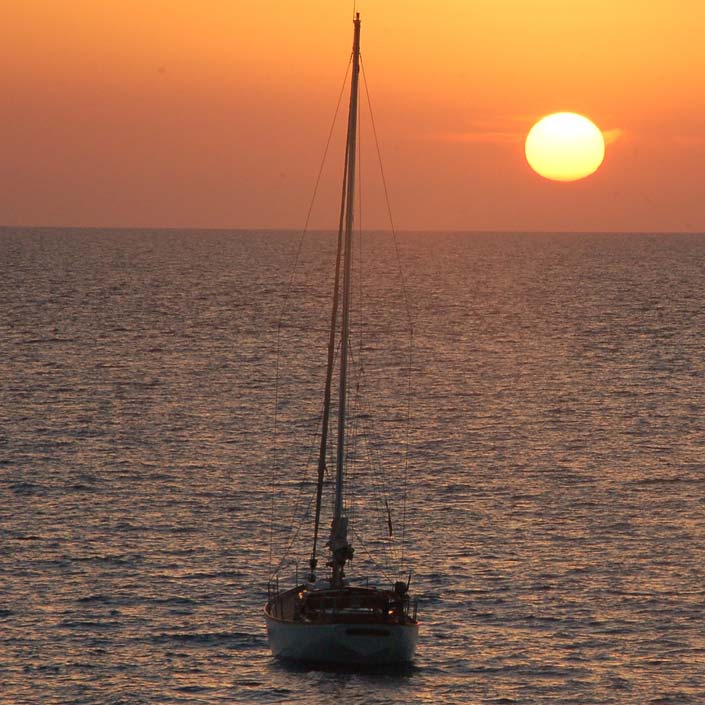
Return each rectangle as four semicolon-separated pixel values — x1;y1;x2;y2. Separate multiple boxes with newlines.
299;591;418;624
267;579;419;623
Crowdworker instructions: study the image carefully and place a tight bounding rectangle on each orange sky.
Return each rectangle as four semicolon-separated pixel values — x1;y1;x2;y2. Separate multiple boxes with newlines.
2;0;704;231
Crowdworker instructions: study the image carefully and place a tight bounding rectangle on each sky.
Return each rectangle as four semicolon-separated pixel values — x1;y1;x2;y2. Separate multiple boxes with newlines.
2;0;704;232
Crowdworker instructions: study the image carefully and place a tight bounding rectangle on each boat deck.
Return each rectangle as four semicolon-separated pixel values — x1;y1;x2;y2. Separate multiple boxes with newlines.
266;585;417;626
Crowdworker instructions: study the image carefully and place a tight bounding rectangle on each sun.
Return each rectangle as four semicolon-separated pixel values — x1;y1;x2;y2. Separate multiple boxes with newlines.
525;112;605;182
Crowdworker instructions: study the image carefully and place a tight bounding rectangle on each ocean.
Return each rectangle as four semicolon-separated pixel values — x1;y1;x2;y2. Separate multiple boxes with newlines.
1;227;704;704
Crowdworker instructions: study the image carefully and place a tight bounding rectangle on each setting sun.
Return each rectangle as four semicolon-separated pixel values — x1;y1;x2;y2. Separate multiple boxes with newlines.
525;113;605;182
2;0;705;230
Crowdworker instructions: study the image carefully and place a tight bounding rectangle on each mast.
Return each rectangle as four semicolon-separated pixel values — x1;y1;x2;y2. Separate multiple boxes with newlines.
308;136;349;583
329;12;361;587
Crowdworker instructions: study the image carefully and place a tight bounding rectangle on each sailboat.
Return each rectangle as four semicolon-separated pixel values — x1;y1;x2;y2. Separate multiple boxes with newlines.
264;13;419;665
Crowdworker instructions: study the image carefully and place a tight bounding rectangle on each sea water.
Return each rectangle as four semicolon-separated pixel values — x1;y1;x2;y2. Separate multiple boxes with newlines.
1;228;704;704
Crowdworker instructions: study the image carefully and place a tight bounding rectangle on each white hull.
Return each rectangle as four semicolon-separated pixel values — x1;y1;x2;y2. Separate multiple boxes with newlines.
265;611;418;665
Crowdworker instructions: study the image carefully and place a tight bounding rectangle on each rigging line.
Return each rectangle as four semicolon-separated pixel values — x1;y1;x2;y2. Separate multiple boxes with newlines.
346;356;397;563
310;101;350;579
356;66;365;409
269;322;283;574
344;336;402;570
360;56;415;334
269;54;352;577
270;335;324;573
271;412;324;578
360;55;415;573
270;489;317;580
349;525;395;585
346;73;364;523
359;438;399;572
270;402;328;579
275;54;352;332
350;74;365;525
343;304;402;573
346;373;359;524
356;400;402;570
326;336;344;485
273;336;345;573
401;327;414;569
345;349;366;534
271;332;344;581
346;345;401;572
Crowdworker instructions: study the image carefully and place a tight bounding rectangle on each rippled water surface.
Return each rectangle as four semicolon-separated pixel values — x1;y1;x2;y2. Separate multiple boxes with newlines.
2;228;705;704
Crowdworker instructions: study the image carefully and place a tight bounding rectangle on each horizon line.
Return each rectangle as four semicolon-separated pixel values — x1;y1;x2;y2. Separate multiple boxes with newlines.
1;224;704;236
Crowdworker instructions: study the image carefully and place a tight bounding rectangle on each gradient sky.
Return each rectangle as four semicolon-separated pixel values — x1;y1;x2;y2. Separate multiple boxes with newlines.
2;0;704;231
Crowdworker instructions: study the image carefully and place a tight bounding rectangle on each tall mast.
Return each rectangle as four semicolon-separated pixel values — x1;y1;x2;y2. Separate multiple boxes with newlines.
308;133;349;583
329;12;361;587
